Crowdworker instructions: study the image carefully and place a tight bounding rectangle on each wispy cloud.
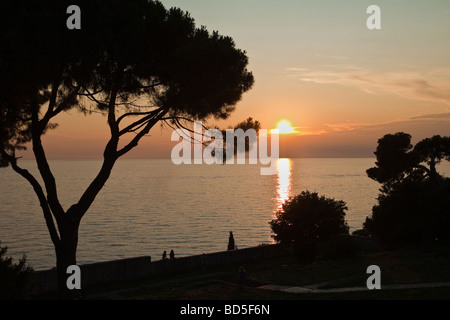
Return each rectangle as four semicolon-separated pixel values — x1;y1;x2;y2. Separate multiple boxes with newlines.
296;123;363;136
410;112;450;120
287;66;450;105
297;112;450;137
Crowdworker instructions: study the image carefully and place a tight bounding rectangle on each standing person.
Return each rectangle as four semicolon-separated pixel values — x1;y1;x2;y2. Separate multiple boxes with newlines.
228;231;235;251
170;250;175;261
162;251;167;260
201;253;207;271
238;266;247;286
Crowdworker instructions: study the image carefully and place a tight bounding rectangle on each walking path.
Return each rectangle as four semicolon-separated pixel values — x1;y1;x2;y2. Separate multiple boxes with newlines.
86;277;450;299
257;281;450;294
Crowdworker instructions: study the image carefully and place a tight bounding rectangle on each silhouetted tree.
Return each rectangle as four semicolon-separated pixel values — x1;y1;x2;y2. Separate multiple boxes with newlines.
0;0;254;298
212;117;261;162
232;117;261;132
413;135;450;183
363;177;450;247
227;231;235;251
367;132;450;191
0;243;34;299
228;117;261;155
270;191;349;261
364;133;450;246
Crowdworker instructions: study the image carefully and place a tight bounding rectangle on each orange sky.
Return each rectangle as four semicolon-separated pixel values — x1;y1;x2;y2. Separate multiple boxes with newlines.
20;0;450;160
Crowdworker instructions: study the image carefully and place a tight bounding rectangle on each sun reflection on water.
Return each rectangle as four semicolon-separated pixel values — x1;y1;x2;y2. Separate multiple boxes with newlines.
275;158;292;212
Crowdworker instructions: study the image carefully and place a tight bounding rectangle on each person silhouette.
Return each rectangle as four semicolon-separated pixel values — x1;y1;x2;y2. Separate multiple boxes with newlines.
162;251;167;260
170;250;175;261
238;266;247;286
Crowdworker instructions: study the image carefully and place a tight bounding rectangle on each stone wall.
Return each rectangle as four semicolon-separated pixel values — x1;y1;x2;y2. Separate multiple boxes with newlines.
32;244;287;294
33;256;152;294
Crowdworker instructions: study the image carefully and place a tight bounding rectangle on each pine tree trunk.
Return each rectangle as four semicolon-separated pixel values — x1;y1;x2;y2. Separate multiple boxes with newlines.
55;218;80;299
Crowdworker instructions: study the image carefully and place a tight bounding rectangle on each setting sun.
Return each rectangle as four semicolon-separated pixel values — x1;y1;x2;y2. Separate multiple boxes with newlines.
272;120;295;134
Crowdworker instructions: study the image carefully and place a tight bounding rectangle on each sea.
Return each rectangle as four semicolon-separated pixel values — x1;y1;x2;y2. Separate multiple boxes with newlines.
1;158;449;271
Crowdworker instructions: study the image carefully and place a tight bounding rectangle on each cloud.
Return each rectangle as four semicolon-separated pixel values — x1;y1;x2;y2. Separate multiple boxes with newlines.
297;111;450;138
410;112;450;120
287;66;450;105
280;114;450;157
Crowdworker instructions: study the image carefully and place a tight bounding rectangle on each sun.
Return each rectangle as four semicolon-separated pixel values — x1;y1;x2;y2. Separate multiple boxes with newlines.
272;120;295;134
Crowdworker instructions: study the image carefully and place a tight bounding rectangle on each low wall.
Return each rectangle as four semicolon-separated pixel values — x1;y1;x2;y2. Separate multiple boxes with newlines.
151;244;286;276
33;256;152;294
32;244;287;294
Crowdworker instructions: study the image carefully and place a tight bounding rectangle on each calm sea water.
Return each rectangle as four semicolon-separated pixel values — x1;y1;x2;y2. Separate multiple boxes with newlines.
1;158;449;270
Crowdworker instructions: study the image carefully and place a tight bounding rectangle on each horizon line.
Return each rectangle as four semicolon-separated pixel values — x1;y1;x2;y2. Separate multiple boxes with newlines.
16;156;377;161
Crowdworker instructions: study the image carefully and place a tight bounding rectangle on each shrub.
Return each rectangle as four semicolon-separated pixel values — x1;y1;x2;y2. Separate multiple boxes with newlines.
0;244;34;299
363;178;450;247
270;191;349;261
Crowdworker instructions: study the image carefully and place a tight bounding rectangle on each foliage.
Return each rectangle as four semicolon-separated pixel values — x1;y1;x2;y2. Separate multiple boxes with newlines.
367;132;450;191
270;191;349;246
0;244;34;299
0;0;254;297
364;132;450;247
351;228;370;237
0;0;255;163
363;177;450;246
366;132;416;187
232;117;261;132
216;117;261;161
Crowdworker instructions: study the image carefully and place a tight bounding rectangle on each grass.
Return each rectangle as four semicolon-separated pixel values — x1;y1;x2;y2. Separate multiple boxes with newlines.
59;241;450;300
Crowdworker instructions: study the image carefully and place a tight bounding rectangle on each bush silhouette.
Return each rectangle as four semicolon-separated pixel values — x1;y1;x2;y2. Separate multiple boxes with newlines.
270;191;349;261
0;244;34;299
363;177;450;247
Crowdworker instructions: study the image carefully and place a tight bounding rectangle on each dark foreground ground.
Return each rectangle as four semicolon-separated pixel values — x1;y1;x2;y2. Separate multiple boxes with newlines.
33;241;450;300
